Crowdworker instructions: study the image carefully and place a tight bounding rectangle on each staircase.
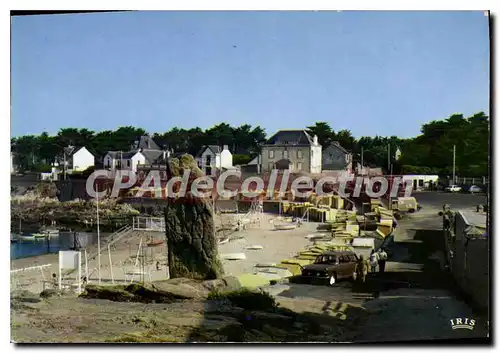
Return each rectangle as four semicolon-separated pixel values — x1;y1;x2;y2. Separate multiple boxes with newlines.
65;225;134;277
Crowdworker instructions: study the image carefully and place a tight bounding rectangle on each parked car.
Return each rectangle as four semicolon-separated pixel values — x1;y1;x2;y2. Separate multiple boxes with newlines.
301;250;358;286
468;185;483;193
445;185;462;192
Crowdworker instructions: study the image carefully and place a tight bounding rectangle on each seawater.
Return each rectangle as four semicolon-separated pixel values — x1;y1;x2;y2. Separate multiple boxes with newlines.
10;232;106;260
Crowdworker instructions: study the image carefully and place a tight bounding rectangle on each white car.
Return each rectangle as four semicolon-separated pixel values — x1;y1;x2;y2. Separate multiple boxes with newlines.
468;185;483;193
445;185;462;192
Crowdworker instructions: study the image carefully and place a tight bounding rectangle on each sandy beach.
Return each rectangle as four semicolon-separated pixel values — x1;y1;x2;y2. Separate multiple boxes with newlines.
10;212;320;293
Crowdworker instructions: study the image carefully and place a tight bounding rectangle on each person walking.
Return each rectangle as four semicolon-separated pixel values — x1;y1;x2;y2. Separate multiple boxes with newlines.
369;249;378;273
377;248;388;273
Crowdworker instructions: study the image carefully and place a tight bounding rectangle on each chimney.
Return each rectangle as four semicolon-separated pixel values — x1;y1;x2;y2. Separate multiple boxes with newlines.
148;137;150;149
313;135;318;145
223;145;229;151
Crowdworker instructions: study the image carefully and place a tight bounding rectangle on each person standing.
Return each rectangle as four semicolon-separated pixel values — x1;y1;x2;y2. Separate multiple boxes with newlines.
369;249;378;273
378;248;388;273
355;255;369;284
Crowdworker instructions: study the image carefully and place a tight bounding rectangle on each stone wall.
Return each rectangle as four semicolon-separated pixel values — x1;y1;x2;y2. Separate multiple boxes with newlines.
442;207;489;310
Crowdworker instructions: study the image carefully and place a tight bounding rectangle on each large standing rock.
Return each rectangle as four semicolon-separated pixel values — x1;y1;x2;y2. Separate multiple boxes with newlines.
165;200;223;280
164;154;223;280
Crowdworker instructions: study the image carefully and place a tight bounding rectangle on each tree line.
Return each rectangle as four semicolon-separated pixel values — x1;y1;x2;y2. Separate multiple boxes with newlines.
11;112;489;177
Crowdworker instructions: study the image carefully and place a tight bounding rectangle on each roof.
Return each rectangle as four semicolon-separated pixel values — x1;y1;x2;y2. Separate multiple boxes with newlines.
325;141;350;154
141;150;164;164
263;129;314;146
134;136;161;151
105;151;140;159
62;146;96;160
459;210;487;229
196;145;222;157
247;156;259;165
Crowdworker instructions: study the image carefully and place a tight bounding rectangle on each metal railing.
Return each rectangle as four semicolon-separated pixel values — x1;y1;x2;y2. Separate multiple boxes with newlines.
132;216;165;232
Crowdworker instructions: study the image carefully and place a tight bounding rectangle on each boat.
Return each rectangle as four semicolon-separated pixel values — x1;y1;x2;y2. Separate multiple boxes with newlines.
217;237;229;245
274;223;297;230
33;233;49;239
220;253;247;260
146;239;164;247
246;245;264;250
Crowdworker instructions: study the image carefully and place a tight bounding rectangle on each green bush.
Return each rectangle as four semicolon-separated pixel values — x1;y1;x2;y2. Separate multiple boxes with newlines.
232;154;253;166
207;288;276;311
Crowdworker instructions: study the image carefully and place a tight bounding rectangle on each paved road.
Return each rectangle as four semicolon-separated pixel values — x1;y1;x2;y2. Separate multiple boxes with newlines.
263;197;490;342
413;191;487;211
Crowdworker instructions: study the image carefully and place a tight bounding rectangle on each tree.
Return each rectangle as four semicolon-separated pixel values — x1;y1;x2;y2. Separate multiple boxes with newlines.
333;129;356;151
10;111;489;176
306;122;334;146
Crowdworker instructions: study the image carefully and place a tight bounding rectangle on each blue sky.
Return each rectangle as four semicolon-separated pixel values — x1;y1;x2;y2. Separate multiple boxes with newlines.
11;11;489;138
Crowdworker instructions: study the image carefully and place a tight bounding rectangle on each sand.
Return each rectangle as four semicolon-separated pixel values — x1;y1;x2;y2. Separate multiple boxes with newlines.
11;213;319;293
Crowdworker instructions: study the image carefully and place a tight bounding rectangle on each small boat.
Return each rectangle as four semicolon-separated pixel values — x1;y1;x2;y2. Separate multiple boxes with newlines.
217;237;229;245
274;223;297;230
220;253;246;260
146;240;164;247
246;245;264;250
33;233;49;239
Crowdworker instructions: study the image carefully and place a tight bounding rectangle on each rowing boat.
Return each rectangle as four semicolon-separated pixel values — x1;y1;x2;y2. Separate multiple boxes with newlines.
146;240;164;247
33;233;48;239
274;223;297;230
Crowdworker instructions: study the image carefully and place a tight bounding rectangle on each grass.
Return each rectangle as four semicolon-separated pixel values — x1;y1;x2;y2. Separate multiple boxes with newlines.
105;332;182;343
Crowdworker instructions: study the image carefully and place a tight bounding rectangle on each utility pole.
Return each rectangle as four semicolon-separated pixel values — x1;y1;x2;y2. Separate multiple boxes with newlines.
452;145;456;185
387;144;391;173
361;146;364;174
96;188;101;285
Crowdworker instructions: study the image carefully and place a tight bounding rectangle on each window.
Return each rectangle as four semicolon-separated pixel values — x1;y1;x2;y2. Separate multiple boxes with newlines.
349;254;358;262
127;160;131;167
206;155;212;165
339;255;349;263
269;150;274;158
419;179;424;187
297;150;303;158
297;162;303;171
283;150;288;158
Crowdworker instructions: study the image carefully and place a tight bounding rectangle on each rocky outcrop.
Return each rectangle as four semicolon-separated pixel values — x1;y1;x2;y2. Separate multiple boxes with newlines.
164;154;223;280
165;201;223;280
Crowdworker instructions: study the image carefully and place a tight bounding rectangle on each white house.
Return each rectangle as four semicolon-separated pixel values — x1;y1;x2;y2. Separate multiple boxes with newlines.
62;146;95;172
103;151;147;173
402;174;439;190
196;145;233;176
10;152;16;174
103;136;168;173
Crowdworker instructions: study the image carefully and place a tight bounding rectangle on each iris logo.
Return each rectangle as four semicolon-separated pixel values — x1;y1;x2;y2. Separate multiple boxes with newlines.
450;318;476;330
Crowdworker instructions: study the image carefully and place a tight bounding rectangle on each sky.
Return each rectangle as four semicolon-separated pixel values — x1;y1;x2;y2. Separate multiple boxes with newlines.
11;11;490;139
